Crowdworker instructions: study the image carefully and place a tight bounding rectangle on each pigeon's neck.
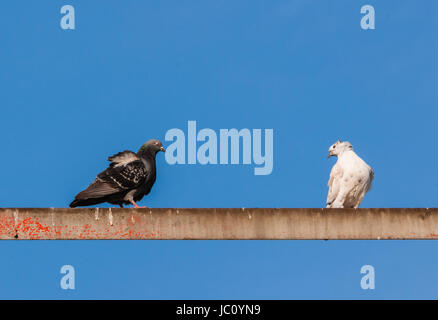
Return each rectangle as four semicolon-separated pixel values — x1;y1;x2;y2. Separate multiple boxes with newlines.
137;148;158;161
337;149;354;158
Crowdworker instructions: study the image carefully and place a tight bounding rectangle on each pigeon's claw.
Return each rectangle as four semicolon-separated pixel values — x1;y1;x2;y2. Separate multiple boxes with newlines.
129;200;147;209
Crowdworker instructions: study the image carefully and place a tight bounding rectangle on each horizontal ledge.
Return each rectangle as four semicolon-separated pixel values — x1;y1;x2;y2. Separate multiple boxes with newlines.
0;208;437;240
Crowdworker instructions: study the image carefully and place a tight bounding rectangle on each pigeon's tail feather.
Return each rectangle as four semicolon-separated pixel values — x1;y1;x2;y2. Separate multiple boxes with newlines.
69;179;121;208
367;169;374;192
69;199;80;208
77;180;119;198
69;198;106;208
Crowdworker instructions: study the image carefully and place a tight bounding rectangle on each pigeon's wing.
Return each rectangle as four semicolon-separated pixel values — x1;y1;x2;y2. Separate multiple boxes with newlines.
326;162;343;207
99;157;148;191
108;150;140;168
74;152;148;200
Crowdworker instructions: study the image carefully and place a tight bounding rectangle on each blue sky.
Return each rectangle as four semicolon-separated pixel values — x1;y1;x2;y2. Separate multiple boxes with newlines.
0;0;437;299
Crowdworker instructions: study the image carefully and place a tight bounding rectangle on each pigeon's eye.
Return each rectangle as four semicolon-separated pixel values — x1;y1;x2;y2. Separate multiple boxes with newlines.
333;145;336;149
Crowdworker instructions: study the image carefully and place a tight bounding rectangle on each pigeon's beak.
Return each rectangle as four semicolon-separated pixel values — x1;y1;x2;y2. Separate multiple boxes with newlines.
327;151;332;158
160;146;166;152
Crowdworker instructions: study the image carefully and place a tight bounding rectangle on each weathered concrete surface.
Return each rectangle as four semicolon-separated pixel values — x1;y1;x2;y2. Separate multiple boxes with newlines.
0;208;437;240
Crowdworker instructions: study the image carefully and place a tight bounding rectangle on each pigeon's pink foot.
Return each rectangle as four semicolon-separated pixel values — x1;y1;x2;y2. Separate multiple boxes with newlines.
129;200;147;209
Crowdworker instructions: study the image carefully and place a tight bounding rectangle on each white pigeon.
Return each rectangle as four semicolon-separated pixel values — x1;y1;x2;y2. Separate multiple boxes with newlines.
326;140;374;208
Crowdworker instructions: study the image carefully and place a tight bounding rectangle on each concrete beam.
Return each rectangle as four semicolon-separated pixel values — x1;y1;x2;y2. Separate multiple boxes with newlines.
0;208;437;240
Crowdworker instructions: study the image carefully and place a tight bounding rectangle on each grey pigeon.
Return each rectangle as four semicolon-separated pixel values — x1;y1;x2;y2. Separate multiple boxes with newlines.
326;140;374;208
70;139;165;208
